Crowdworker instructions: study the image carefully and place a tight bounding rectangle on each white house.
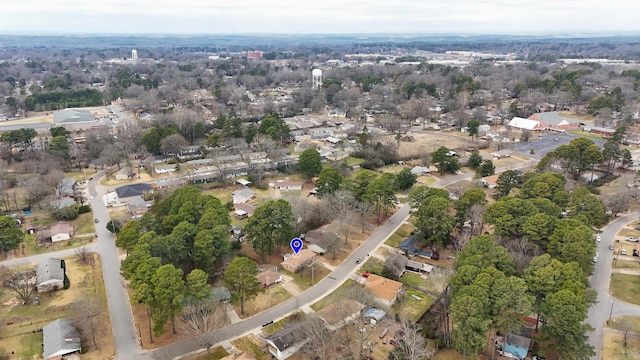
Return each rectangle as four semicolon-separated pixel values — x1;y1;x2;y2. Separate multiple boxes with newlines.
154;164;177;174
232;188;255;204
43;222;74;243
410;166;431;176
271;179;303;192
264;325;309;359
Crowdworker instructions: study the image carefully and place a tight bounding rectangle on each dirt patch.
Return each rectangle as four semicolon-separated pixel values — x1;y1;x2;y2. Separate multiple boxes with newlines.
397;132;471;159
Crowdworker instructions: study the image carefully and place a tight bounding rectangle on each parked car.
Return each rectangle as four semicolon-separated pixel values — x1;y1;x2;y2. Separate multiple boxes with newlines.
609;244;614;251
627;237;639;242
634;249;639;257
622;249;627;255
532;356;546;360
355;258;363;264
635;226;640;230
596;235;601;242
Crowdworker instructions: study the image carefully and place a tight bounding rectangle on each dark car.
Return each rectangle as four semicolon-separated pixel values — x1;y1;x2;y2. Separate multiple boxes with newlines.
634;249;639;257
355;258;363;264
94;218;99;223
635;226;640;231
88;177;93;180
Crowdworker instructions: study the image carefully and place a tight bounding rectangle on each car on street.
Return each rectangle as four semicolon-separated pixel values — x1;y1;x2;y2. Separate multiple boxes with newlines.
596;235;601;242
88;177;93;180
355;258;363;264
593;253;599;263
94;218;99;223
622;249;627;255
89;196;94;200
609;244;615;250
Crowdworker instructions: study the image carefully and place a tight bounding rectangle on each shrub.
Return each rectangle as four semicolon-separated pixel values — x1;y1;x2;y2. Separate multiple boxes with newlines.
78;205;91;214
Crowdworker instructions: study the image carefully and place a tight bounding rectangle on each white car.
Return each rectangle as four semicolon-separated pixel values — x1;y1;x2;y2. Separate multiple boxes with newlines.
89;196;94;200
627;237;639;242
622;249;628;255
596;236;601;242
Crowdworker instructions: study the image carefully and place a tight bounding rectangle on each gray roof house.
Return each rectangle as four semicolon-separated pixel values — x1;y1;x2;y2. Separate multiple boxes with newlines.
232;188;255;204
56;177;76;198
115;183;153;199
42;318;81;359
264;324;310;360
304;230;336;254
36;258;66;293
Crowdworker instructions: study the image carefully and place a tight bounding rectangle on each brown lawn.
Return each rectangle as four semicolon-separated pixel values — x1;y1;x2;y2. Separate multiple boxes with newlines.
0;254;114;359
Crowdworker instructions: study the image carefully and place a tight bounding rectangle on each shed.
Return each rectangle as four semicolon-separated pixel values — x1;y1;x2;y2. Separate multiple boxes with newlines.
503;333;532;359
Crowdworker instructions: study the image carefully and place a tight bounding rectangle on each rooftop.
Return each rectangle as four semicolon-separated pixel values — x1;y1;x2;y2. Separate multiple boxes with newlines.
364;274;403;302
53;108;95;124
42;318;81;359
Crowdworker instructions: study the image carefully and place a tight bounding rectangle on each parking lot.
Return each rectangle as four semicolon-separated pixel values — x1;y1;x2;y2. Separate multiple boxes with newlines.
516;133;605;159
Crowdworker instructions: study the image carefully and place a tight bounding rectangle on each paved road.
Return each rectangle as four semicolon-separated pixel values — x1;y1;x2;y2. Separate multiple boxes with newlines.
588;211;640;360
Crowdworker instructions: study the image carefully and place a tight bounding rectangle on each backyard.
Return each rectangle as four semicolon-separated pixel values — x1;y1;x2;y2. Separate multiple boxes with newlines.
392;288;434;322
0;254;114;359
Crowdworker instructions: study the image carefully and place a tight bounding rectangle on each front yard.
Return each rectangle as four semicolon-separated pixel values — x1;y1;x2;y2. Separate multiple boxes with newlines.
235;286;293;318
610;273;640;305
384;223;415;248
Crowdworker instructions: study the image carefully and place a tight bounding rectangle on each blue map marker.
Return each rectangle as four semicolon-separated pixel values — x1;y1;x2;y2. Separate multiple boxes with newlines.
290;237;303;255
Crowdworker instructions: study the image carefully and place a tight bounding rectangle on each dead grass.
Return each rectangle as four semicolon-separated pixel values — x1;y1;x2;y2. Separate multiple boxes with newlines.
433;348;465;360
231;336;271;360
310;280;357;312
72;211;96;235
286;266;331;291
385;223;415;248
235;286;293;319
602;329;640;360
0;254;114;359
392;289;434;322
609;316;640;333
398;132;469;159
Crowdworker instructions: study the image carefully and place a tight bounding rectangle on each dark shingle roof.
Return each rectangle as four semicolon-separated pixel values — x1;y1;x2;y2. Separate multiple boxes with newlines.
115;183;152;198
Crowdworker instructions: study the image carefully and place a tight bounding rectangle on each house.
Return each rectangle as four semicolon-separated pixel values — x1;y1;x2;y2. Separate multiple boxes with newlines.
232;188;255;204
211;286;231;304
364;274;403;307
49;197;76;211
190;172;217;184
235;203;256;217
127;196;149;218
155;178;187;190
410;166;431;176
43;221;74;243
56;177;76;198
264;324;310;360
304;230;336;254
115;183;153;199
397;236;439;260
315;299;364;331
114;167;135;180
220;351;257;360
36;258;65;293
280;249;316;272
154;163;177;174
491;149;512;159
481;174;500;189
257;266;283;288
236;179;252;186
588;126;616;137
503;333;533;359
385;253;433;278
42;318;81;359
529;111;581;131
507;117;541;132
271;179;303;192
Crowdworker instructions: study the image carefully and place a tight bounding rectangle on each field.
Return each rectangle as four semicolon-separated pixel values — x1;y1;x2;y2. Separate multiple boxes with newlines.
392;289;434;322
310;280;357;312
602;329;640;360
0;254;114;359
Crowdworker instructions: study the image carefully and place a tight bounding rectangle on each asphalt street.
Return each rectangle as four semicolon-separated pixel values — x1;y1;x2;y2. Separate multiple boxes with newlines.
587;211;640;360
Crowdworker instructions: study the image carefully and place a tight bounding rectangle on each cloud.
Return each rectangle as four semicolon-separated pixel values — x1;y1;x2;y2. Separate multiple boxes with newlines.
1;0;640;34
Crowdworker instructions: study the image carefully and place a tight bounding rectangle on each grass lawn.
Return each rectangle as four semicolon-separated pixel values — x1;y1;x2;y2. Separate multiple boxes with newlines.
231;336;271;360
416;176;437;185
601;330;640;360
361;257;384;275
235;286;293;319
72;211;96;235
609;316;640;333
194;346;230;360
18;233;94;258
433;348;464;360
392;289;434;322
385;223;415;247
310;279;357;311
261;314;299;336
345;157;364;166
614;259;640;270
0;331;41;359
286;266;331;291
611;273;640;305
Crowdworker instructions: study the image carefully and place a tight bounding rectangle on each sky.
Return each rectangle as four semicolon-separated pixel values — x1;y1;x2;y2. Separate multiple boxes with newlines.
1;0;640;36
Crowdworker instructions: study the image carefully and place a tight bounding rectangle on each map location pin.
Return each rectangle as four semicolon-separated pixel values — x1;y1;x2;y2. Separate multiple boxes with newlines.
290;237;303;255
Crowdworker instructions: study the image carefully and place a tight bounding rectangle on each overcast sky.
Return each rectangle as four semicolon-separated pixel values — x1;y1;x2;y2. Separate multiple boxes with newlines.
1;0;639;35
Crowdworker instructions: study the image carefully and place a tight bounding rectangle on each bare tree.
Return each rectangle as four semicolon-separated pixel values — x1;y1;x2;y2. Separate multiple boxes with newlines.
22;176;50;208
327;190;357;244
300;315;336;360
75;247;92;265
4;265;37;305
179;301;227;355
356;200;374;234
605;193;630;217
468;203;486;236
391;318;435;360
159;133;188;156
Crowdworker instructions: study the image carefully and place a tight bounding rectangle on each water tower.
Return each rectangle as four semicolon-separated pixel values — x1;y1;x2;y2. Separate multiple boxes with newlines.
312;68;323;89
